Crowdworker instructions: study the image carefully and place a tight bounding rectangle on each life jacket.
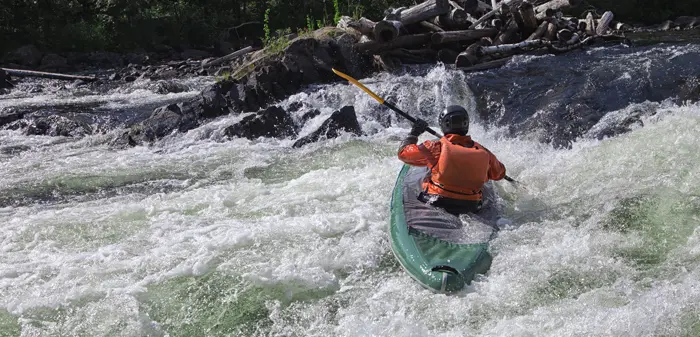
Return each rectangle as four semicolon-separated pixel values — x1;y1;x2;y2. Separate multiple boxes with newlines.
422;137;491;201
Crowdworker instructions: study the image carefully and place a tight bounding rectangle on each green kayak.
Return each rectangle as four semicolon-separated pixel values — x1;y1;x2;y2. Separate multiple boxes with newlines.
389;164;500;293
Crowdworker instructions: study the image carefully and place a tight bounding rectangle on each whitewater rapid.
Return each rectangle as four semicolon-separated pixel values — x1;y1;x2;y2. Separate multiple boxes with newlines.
1;52;699;336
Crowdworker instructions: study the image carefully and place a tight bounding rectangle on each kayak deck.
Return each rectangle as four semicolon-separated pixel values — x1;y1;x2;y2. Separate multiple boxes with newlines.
390;165;499;293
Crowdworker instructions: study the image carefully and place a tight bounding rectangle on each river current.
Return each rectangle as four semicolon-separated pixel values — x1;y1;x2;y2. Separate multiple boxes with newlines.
1;43;699;336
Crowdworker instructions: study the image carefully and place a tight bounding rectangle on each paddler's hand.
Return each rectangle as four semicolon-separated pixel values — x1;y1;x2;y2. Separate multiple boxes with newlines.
410;119;429;137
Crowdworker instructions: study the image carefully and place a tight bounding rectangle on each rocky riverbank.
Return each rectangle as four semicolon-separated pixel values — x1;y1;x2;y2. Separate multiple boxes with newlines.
2;1;700;150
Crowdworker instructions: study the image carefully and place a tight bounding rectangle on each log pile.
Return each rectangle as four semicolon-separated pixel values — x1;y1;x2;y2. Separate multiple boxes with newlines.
338;0;631;72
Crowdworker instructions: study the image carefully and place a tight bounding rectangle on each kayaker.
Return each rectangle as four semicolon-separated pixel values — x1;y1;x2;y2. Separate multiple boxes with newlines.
397;105;507;215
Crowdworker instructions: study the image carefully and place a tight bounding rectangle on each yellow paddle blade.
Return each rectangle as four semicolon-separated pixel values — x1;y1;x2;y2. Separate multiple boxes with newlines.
331;68;385;105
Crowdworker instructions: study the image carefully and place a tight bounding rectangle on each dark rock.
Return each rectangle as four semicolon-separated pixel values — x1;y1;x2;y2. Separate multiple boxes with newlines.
25;115;92;137
124;75;137;82
125;53;149;65
5;45;43;66
109;73;122;81
88;52;124;68
0;111;24;128
28;84;44;93
128;83;230;144
300;109;322;123
224;106;296;140
657;20;677;31
152;80;189;94
228;83;261;112
293;106;362;148
287;101;304;112
40;53;68;70
678;76;700;103
1;69;11;89
674;16;698;29
197;69;209;76
0;145;31;155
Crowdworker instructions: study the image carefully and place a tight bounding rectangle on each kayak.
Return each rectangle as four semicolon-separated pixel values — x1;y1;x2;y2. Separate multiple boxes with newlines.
389;164;501;293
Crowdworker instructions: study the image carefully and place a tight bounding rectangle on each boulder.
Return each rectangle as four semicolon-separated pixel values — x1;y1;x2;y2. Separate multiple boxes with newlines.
0;110;24;128
40;53;69;70
224;106;297;140
0;69;10;89
5;45;43;66
24;115;92;137
152;80;190;94
293;106;362;148
127;83;230;144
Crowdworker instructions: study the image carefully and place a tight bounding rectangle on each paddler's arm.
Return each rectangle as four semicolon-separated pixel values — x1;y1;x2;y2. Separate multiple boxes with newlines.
398;119;436;166
474;141;506;181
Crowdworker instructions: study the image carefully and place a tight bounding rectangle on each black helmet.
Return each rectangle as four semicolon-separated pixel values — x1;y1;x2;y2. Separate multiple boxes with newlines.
439;105;470;135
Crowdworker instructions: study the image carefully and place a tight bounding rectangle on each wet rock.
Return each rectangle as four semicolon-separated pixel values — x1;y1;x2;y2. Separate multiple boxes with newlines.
657;20;677;31
293;106;362;148
152;80;189;94
109;73;122;81
300;109;322;124
0;69;10;89
0;111;24;128
0;145;31;155
5;45;43;66
224;106;297;140
125;53;149;65
674;16;698;29
24;115;92;137
40;53;68;70
124;75;137;82
678;76;700;103
127;84;230;144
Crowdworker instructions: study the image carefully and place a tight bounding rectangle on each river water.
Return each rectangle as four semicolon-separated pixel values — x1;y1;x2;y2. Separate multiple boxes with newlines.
1;43;699;336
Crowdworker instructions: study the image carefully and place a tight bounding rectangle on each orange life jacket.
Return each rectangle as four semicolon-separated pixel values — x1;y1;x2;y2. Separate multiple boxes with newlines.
422;137;491;201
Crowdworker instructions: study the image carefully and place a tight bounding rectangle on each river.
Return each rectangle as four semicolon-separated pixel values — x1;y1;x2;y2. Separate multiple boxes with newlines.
1;43;699;336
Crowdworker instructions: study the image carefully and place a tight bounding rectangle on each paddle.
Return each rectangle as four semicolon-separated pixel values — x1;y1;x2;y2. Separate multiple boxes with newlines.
331;68;518;184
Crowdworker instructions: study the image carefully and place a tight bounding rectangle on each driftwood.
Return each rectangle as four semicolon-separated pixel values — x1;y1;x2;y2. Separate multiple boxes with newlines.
341;17;377;36
527;21;549;40
458;56;512;72
1;68;97;82
374;20;403;42
557;28;573;42
455;41;486;67
386;49;437;63
436;8;471;29
544;22;557;40
519;2;539;35
596;11;614;35
438;48;460;63
431;28;498;44
469;0;522;29
356;33;433;54
494;20;522;45
585;12;596;36
534;0;582;20
399;0;451;25
420;20;445;32
479;39;547;55
202;46;255;68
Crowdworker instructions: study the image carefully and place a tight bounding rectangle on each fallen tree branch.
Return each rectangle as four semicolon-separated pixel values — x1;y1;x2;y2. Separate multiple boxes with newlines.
1;68;97;82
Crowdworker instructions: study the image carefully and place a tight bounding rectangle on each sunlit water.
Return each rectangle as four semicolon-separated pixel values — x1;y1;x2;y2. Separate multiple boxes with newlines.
1;47;699;336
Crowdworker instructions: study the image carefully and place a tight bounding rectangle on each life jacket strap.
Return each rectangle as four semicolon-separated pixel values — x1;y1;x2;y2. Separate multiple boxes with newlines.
428;179;482;196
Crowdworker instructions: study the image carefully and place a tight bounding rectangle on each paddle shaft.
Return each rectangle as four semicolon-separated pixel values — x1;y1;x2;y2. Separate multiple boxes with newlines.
331;68;516;184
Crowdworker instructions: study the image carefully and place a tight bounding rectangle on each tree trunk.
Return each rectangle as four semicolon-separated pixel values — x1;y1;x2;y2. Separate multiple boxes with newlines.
544;22;557;40
479;39;547;55
420;20;445;32
438;48;460;63
534;0;581;20
1;68;97;82
455;41;486;67
202;46;255;68
387;49;437;64
340;17;376;36
458;56;512;72
431;28;498;44
399;0;451;25
435;8;471;29
585;12;596;36
518;2;538;35
374;20;403;42
494;20;521;45
356;33;433;54
527;21;549;40
596;11;613;35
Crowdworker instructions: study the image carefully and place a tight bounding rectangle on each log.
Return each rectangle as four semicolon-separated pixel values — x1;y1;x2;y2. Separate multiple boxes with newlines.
494;20;521;45
431;28;498;44
469;0;522;29
1;68;97;82
519;2;539;35
399;0;451;25
344;17;377;36
547;36;593;53
436;8;471;29
479;39;547;55
585;12;596;36
455;41;486;67
527;21;549;40
202;46;255;68
419;20;445;32
534;0;581;20
458;56;512;72
374;20;403;42
386;49;437;64
356;33;433;54
458;0;479;13
596;11;613;36
556;28;573;42
438;48;460;63
544;22;557;40
611;21;633;32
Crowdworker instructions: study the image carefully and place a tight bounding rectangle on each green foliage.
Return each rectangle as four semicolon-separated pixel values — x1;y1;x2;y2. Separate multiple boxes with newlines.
306;15;316;31
264;8;272;43
3;0;695;55
333;0;342;25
